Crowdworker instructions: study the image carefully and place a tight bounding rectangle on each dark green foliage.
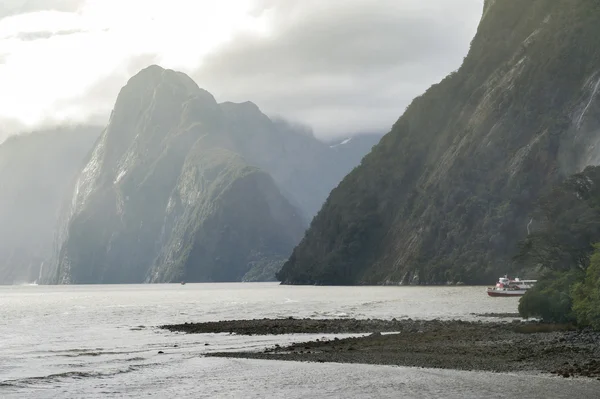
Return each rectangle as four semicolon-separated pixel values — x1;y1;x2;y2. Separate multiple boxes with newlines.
278;0;600;285
518;270;582;323
572;245;600;329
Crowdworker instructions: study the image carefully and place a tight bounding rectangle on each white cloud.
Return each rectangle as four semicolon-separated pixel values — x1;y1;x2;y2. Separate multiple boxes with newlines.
0;0;268;132
0;0;483;139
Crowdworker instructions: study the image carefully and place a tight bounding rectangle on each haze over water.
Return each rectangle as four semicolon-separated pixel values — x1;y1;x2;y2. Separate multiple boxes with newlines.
1;283;597;398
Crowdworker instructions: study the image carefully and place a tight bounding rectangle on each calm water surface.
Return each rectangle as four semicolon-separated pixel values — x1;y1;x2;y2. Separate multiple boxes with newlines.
0;283;597;398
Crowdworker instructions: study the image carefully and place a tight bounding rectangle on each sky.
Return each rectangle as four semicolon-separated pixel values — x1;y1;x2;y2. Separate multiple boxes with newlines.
0;0;483;141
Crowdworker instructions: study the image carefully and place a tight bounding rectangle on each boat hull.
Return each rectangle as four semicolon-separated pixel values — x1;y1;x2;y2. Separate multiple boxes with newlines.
487;289;527;297
487;276;536;297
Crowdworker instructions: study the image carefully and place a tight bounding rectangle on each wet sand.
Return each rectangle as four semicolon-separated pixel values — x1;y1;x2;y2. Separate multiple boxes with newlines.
161;318;600;379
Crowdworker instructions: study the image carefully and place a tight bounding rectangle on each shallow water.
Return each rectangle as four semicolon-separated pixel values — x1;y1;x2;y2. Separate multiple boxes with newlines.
0;283;597;398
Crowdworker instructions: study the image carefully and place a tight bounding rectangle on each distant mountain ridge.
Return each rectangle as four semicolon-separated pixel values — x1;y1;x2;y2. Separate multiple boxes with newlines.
0;126;100;284
37;65;381;284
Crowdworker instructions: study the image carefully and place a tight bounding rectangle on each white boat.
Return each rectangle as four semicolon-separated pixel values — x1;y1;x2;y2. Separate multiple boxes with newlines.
486;275;536;297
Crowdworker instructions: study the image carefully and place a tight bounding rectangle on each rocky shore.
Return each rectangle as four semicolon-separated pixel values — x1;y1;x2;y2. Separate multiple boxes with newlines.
161;318;600;379
161;317;412;335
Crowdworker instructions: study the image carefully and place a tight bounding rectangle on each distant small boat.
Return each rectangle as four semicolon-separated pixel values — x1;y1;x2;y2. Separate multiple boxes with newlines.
180;281;186;285
486;275;536;297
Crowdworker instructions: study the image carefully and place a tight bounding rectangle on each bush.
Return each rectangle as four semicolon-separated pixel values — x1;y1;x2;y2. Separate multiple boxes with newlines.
518;270;583;323
572;245;600;329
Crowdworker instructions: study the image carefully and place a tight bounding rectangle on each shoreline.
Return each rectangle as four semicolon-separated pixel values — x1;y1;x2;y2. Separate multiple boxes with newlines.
161;318;600;379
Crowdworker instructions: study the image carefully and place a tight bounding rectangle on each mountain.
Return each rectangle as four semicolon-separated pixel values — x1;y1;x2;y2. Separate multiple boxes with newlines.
146;147;304;283
214;108;382;221
277;0;600;285
0;126;100;284
43;66;376;284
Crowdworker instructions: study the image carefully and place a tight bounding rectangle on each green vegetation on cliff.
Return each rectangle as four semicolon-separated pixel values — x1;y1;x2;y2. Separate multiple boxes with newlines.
278;0;600;285
572;248;600;329
518;166;600;329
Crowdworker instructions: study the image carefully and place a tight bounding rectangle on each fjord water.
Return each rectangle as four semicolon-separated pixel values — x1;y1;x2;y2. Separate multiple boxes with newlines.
1;283;597;398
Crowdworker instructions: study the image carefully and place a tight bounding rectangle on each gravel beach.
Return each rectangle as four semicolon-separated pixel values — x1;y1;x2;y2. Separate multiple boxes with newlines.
162;318;600;379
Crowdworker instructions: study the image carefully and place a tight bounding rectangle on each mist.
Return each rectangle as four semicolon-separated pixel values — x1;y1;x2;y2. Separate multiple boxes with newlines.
0;125;99;283
0;0;483;140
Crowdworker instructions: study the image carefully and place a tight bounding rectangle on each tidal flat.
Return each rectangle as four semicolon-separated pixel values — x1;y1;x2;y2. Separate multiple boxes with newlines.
162;318;600;379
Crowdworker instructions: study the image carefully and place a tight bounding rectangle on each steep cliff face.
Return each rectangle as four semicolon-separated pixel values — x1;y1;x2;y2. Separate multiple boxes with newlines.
0;126;99;284
45;66;308;284
516;165;600;274
147;146;304;283
45;65;379;284
278;0;600;285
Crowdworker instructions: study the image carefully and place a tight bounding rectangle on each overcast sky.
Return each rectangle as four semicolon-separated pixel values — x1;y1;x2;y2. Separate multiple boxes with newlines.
0;0;483;141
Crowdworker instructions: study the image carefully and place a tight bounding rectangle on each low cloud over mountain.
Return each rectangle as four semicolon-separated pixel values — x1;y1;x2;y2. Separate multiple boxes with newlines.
0;0;482;139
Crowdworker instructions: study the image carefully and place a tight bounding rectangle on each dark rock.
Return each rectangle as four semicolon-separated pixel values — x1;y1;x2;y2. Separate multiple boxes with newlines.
197;317;600;379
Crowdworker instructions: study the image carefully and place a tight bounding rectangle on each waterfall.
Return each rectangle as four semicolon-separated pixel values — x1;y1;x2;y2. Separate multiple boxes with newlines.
527;218;533;235
38;261;44;283
576;76;600;129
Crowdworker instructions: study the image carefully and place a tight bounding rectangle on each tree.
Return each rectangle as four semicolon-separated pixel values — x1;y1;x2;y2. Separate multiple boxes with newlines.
572;244;600;329
518;270;582;323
